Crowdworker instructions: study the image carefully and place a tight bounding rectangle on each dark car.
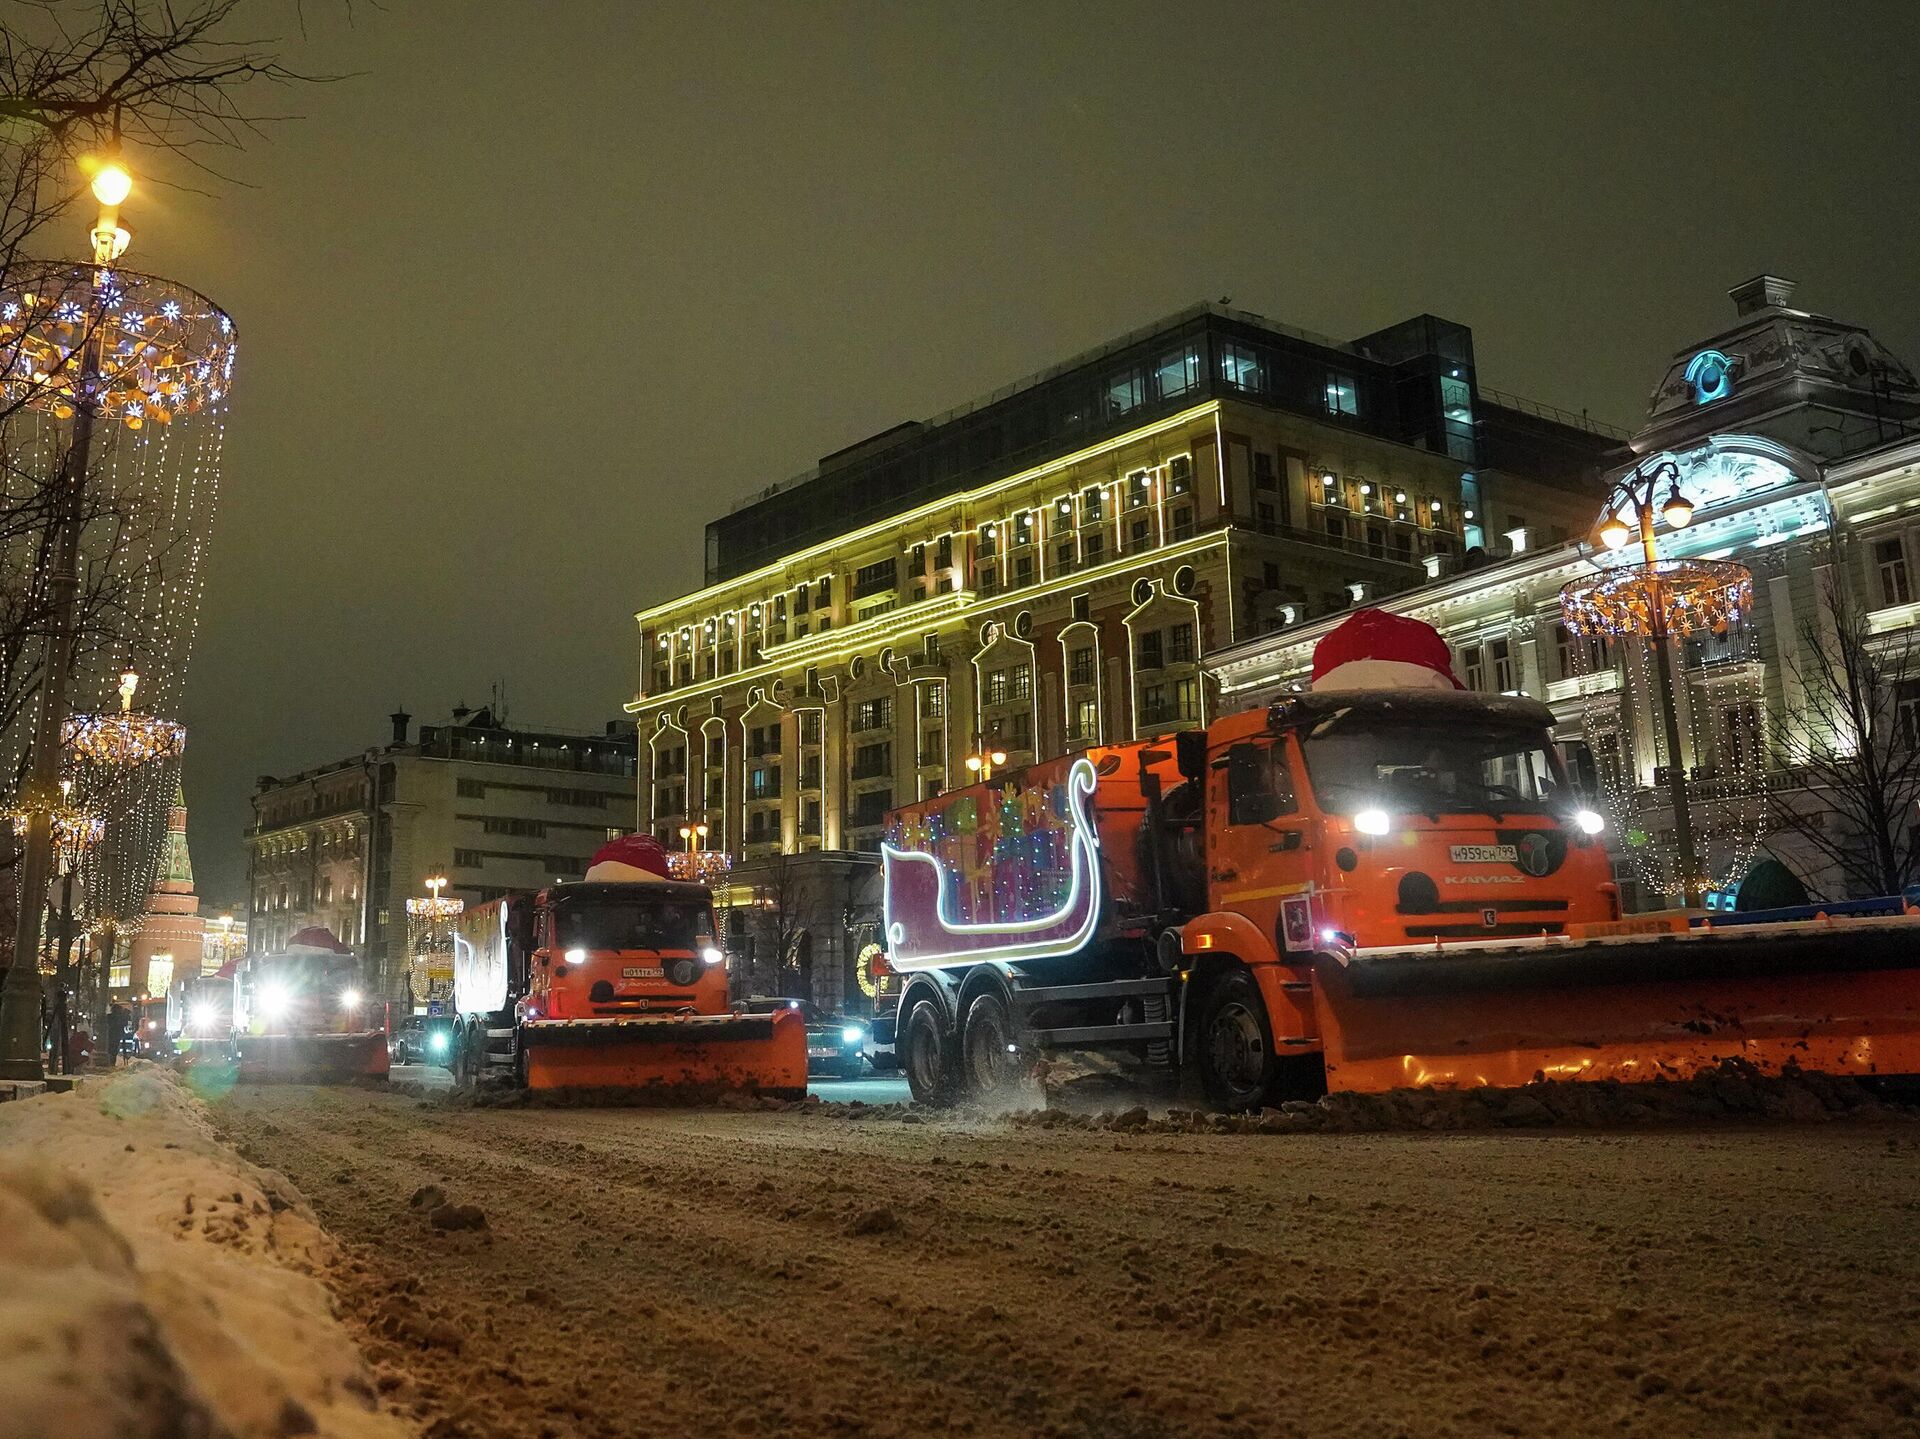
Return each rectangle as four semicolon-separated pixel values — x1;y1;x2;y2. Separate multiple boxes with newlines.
389;1013;454;1067
743;996;866;1079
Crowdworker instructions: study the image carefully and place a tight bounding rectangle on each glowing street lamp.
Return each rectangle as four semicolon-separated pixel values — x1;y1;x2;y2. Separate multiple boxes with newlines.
964;734;1009;783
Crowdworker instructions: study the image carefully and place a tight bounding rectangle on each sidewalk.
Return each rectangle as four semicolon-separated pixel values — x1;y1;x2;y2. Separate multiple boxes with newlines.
0;1064;408;1439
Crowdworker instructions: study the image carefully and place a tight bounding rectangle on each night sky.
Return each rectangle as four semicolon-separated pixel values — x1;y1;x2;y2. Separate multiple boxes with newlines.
112;2;1919;904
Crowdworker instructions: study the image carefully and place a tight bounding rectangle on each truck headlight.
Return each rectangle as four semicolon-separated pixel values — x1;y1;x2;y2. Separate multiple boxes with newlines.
340;988;362;1011
565;948;587;964
1353;808;1390;836
700;945;725;966
841;1025;863;1044
260;983;289;1020
1574;809;1605;836
189;1002;219;1032
429;1031;449;1053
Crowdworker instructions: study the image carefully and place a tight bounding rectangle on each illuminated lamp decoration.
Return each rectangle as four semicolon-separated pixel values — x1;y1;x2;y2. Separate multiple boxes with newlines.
8;798;105;867
855;942;890;999
666;849;733;885
1560;555;1764;899
62;670;185;767
881;757;1101;970
0;261;236;428
1684;349;1735;406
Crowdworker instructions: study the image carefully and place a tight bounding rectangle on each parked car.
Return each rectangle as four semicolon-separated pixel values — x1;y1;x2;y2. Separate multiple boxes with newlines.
389;1013;454;1067
742;996;866;1079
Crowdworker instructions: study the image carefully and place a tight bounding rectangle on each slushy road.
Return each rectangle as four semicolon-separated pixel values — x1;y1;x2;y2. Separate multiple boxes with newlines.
390;1062;909;1106
214;1083;1920;1439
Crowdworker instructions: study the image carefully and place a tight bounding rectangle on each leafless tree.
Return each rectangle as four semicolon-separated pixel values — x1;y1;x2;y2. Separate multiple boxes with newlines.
1768;541;1920;899
747;851;817;1000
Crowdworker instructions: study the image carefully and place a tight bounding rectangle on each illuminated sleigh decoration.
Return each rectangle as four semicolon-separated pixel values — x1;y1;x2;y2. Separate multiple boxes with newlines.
881;758;1102;971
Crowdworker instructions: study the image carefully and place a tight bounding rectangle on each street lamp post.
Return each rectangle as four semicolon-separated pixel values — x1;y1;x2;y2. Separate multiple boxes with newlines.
963;734;1009;784
0;158;135;1080
1596;459;1701;906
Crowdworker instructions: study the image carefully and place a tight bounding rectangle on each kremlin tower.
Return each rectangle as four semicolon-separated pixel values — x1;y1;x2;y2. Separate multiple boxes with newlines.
124;783;206;1001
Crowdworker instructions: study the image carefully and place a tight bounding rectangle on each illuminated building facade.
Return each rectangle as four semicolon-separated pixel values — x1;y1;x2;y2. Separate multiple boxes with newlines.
1207;277;1920;907
246;707;637;999
630;301;1622;869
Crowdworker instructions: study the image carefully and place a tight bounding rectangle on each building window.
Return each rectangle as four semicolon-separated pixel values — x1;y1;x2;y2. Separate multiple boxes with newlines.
1155;345;1200;399
1069;646;1094;687
853;697;892;732
978;565;998;595
986;668;1008;705
457;777;486;798
1325;372;1359;416
801;800;822;836
1083;487;1104;522
1006;712;1032;750
1168;622;1195;664
1105;368;1144;416
1013;553;1034;587
1171;506;1194;540
1460;643;1485;692
453;849;484;868
748;765;780;800
1257;502;1277;532
1130;517;1151;548
854;557;898;598
1055;540;1075;572
924;682;944;717
1072;696;1098;741
1082;532;1105;564
1011;663;1032;700
1168;455;1192;495
1721;701;1763;771
1013;511;1033;547
793;584;809;615
978;524;997;559
1219;341;1264;391
799;711;823;745
1323;513;1345;542
484;817;547;838
936;534;952;571
851;789;893;827
1253;453;1276;491
1174;676;1199;722
1489;638;1514;693
1877;537;1911;607
1136;630;1164;670
817;576;832;607
852;742;892;780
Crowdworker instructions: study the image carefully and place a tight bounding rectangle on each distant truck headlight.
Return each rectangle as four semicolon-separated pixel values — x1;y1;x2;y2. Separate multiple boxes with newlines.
260;983;289;1020
1353;808;1390;836
189;1002;220;1032
429;1031;449;1054
1574;809;1606;836
340;988;362;1011
841;1025;863;1044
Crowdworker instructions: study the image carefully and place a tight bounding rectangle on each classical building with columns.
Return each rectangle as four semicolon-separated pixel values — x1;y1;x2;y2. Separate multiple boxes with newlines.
1206;276;1920;908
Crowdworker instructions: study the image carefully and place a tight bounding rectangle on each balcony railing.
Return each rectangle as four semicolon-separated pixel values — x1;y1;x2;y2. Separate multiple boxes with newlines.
850;755;893;780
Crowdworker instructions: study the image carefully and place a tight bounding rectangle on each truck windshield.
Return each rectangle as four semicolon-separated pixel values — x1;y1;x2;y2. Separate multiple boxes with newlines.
554;898;713;954
1300;716;1565;817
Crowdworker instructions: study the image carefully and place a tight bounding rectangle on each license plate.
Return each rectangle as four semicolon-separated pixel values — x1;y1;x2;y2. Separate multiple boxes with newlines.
621;966;663;979
808;1047;835;1057
1449;844;1517;864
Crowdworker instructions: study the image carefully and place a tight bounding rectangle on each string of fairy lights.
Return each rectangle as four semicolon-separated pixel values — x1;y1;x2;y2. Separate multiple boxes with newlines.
0;259;235;954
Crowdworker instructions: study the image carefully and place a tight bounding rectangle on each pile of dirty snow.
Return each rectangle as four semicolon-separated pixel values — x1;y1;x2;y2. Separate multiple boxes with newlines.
0;1065;406;1439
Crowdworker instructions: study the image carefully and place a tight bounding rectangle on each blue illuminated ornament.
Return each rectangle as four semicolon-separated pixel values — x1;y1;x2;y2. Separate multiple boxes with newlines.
1685;350;1734;405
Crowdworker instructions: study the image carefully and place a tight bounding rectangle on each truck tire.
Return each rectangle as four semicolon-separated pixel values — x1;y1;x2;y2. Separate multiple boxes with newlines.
959;991;1023;1099
1196;970;1279;1112
900;997;959;1107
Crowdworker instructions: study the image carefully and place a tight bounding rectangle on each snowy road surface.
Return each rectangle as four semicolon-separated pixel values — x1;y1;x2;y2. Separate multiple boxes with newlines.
391;1061;909;1105
212;1084;1920;1439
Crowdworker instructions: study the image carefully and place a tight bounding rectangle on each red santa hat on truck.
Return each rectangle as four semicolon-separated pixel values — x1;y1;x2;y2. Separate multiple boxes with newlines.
585;833;674;883
1311;608;1462;692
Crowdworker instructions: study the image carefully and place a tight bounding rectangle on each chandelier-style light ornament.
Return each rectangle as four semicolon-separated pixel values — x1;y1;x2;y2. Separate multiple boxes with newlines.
62;670;186;767
7;799;105;865
0;262;236;428
668;850;733;885
1560;558;1754;640
405;895;465;924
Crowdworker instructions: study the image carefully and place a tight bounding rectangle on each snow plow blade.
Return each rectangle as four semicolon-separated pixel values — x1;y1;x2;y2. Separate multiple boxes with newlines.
235;1032;391;1083
1314;915;1920;1093
520;1008;808;1098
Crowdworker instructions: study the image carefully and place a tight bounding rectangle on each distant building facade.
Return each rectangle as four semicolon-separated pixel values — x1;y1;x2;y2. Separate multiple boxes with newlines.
1206;277;1920;906
246;708;638;1000
630;302;1623;866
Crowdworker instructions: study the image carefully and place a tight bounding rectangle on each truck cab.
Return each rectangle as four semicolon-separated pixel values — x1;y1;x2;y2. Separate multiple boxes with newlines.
520;879;725;1023
1199;691;1616;957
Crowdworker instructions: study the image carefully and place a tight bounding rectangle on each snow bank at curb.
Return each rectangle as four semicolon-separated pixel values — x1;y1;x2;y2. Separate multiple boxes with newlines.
0;1065;408;1439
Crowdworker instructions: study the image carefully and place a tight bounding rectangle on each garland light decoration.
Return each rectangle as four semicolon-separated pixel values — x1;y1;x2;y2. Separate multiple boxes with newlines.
62;670;185;767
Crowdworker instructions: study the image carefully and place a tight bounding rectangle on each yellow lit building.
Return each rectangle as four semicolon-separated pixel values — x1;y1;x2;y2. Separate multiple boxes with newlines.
630;304;1623;869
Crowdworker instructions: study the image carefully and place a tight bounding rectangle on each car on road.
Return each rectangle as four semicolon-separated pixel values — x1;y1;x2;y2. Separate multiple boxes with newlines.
390;1013;454;1067
742;996;866;1079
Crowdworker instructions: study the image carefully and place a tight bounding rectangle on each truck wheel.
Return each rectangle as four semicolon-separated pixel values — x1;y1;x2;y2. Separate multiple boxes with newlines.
900;997;958;1106
1197;970;1279;1112
960;991;1023;1099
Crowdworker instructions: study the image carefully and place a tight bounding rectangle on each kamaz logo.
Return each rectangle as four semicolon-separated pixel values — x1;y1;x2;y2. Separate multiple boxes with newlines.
1443;874;1523;885
1482;908;1498;927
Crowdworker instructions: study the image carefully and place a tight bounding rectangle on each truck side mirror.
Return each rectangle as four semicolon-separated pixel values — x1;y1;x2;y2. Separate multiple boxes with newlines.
1174;729;1208;781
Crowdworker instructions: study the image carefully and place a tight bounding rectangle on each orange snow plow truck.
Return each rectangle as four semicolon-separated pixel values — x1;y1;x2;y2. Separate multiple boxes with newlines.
233;927;390;1082
883;610;1920;1110
445;835;807;1097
